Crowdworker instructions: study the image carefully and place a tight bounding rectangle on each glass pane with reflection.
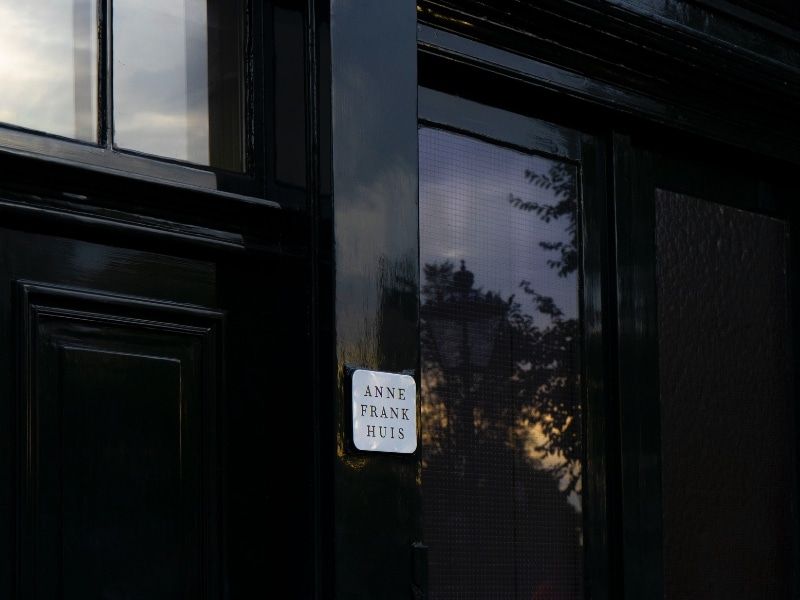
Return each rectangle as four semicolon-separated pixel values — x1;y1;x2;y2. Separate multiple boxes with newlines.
420;127;583;599
0;0;98;142
114;0;244;171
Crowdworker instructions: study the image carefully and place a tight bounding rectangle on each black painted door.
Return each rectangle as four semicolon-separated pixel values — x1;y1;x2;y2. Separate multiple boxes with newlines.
0;224;315;599
0;227;224;598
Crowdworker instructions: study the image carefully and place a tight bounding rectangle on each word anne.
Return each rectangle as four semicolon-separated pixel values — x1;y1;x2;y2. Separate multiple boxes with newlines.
362;385;406;400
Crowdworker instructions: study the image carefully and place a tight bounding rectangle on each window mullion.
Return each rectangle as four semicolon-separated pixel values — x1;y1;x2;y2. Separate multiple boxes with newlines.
99;0;112;149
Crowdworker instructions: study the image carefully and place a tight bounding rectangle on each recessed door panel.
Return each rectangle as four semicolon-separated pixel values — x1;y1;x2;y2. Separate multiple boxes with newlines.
0;229;223;599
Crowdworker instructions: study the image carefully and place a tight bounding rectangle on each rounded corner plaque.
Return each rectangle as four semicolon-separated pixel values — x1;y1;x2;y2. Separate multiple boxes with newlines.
352;369;417;453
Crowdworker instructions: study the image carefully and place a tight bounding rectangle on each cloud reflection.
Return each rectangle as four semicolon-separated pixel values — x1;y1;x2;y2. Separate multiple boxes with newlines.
0;0;213;164
0;1;97;141
114;0;209;164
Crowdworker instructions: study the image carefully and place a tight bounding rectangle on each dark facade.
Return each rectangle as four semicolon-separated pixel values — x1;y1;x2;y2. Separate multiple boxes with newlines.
0;1;798;598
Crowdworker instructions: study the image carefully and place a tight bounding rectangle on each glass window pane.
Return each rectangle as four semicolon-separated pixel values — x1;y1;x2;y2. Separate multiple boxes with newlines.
656;190;796;598
0;0;98;142
420;127;583;599
113;0;244;171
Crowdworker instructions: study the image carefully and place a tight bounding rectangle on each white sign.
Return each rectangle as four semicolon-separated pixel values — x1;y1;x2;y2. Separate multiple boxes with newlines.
352;369;417;453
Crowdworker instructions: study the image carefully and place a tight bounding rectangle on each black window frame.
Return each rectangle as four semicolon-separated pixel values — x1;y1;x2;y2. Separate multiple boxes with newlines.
0;0;273;204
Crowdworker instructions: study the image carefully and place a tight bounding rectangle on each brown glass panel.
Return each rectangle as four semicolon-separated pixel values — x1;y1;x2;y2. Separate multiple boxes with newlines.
420;127;582;599
656;190;796;599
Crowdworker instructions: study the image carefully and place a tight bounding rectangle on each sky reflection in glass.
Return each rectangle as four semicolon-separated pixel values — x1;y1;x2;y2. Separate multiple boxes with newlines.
0;0;97;141
0;1;243;170
114;0;209;164
419;127;578;323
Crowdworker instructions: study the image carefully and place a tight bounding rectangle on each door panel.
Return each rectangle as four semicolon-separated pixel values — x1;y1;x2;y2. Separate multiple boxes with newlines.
1;228;223;599
655;190;795;598
614;140;800;598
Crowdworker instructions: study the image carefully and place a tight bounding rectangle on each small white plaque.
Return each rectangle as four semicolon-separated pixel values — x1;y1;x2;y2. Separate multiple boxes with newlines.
352;369;417;453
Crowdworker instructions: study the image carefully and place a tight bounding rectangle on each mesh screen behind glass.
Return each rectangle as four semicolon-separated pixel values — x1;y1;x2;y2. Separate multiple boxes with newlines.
419;127;583;599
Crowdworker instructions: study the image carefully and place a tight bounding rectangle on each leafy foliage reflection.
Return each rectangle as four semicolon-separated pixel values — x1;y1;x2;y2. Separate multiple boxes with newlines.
421;162;581;506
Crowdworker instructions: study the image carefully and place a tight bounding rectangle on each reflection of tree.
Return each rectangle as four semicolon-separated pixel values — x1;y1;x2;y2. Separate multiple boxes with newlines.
509;163;578;277
507;162;581;503
420;161;581;599
421;260;514;466
422;162;580;496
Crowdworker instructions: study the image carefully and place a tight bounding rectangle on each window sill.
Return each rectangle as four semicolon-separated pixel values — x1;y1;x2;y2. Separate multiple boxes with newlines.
0;125;279;210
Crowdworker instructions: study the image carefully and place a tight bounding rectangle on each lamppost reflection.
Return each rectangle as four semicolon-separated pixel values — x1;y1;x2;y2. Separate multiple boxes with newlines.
421;261;519;598
422;261;509;469
421;260;582;599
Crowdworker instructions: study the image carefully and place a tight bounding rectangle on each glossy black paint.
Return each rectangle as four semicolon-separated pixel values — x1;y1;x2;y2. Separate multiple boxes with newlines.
579;130;618;600
611;134;665;600
417;0;800;165
17;275;223;598
0;0;795;597
0;217;317;599
329;1;419;599
0;1;319;586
